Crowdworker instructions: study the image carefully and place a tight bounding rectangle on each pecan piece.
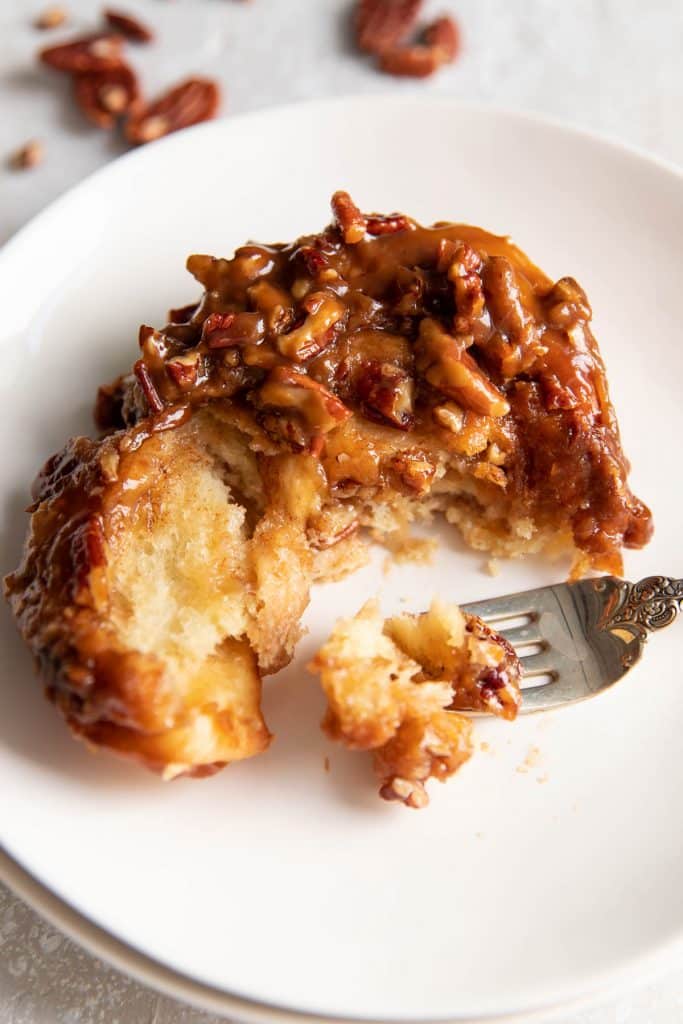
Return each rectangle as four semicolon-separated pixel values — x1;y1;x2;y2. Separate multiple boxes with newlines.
356;361;414;430
354;0;422;54
34;5;69;29
201;311;264;348
379;45;442;78
366;213;411;236
391;450;436;494
482;256;545;375
39;33;124;73
277;291;346;362
543;277;592;328
125;77;220;144
74;64;139;128
423;15;460;62
448;243;485;319
331;191;366;244
416;318;510;417
9;140;44;170
104;8;154;44
133;359;164;413
257;367;351;438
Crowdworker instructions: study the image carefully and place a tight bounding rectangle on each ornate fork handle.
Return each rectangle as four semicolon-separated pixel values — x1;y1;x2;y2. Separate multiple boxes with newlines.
595;576;683;641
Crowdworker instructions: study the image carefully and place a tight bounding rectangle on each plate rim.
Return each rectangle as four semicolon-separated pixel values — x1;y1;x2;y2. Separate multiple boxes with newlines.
1;94;682;1023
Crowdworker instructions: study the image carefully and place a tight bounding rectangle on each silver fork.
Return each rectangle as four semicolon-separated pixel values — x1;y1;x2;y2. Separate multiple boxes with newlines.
462;576;683;712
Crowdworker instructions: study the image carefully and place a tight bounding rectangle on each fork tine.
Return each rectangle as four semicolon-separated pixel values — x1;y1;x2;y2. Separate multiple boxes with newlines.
498;621;542;647
462;588;546;623
518;648;556;677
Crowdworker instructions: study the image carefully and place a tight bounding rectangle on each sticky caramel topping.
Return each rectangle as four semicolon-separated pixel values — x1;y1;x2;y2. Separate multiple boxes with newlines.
98;192;652;571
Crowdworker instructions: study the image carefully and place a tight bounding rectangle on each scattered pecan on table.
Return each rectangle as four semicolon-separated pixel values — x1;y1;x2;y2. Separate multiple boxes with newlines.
73;64;140;128
8;140;44;170
125;78;221;144
353;0;460;78
104;8;154;44
34;5;69;30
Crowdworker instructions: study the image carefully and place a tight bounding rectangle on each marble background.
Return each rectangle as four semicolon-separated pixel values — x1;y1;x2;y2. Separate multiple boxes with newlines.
1;0;682;1020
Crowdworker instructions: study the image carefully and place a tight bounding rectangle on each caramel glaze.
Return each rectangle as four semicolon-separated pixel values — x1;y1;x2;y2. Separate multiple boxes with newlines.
97;195;651;571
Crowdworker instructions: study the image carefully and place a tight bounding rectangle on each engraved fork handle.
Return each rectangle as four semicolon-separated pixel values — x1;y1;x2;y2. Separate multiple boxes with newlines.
596;576;683;640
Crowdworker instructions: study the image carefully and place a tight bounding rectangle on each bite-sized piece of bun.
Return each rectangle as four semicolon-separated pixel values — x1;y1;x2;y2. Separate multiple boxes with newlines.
310;599;522;808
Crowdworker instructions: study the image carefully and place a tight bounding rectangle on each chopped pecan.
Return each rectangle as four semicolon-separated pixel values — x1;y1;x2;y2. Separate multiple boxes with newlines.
356;361;414;430
277;291;346;362
482;256;545;375
379;44;442;78
423;15;460;62
366;213;411;236
34;5;69;29
331;191;366;244
166;353;200;390
257;367;351;435
448;243;485;319
391;449;436;494
133;359;164;413
354;0;422;54
104;8;154;43
73;64;139;128
543;277;592;327
125;77;220;144
416;318;510;417
247;280;295;333
201;312;264;348
40;33;124;73
9;140;44;170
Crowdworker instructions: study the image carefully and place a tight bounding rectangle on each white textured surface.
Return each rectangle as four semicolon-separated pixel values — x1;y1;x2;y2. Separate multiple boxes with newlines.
1;1;682;1021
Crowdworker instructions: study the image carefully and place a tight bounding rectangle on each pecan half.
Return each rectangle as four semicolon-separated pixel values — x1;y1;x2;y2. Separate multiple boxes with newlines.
448;243;485;319
277;291;346;362
40;33;124;73
482;256;545;376
331;191;366;244
125;77;220;144
356;361;414;430
73;64;139;128
354;0;422;54
104;8;154;44
542;277;592;328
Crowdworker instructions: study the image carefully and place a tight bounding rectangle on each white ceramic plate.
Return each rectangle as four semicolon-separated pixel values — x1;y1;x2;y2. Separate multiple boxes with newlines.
1;97;682;1024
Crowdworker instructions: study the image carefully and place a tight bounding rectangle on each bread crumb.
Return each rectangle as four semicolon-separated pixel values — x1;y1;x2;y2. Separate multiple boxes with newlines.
536;772;549;784
475;831;485;839
516;745;541;774
324;755;330;773
479;740;490;752
486;558;500;577
382;531;437;573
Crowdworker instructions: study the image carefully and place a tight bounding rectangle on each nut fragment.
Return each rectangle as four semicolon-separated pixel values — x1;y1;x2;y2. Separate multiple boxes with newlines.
277;291;346;362
9;140;44;170
482;256;545;375
133;359;164;413
356;361;414;430
432;402;464;434
391;450;436;494
73;64;139;128
40;33;124;72
331;191;366;244
104;8;154;43
201;311;264;348
354;0;422;54
34;5;68;29
416;318;510;417
543;277;592;327
125;77;220;145
257;367;351;436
